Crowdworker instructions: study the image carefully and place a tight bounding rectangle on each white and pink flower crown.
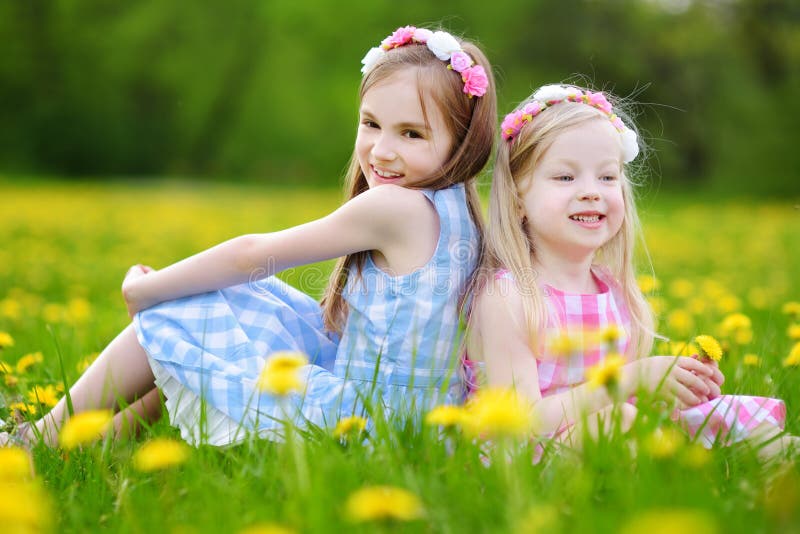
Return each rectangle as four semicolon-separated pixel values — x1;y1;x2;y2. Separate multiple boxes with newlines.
360;26;489;98
501;85;640;163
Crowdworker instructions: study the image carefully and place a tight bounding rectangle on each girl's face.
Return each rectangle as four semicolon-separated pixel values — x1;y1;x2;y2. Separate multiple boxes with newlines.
520;118;625;264
356;68;454;189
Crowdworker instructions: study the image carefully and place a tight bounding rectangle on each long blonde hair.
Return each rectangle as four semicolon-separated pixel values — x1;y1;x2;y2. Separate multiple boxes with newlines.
321;32;497;333
477;89;654;359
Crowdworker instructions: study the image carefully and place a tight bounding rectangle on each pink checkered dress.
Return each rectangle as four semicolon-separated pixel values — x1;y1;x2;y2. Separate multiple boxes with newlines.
471;267;785;448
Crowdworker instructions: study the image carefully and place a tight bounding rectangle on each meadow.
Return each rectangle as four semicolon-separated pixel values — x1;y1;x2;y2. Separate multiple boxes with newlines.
1;179;799;533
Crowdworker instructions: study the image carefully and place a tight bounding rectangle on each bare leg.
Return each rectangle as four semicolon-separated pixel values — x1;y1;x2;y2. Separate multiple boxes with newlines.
747;422;800;462
30;324;156;446
113;387;163;439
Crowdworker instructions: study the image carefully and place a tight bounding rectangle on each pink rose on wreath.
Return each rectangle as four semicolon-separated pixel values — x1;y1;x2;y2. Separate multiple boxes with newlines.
461;65;488;97
501;111;523;140
382;26;416;49
449;51;472;73
610;115;625;131
586;91;613;114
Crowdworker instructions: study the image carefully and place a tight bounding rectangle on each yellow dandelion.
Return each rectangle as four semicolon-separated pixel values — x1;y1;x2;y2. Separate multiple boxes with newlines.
586;353;626;390
0;331;14;349
783;342;800;367
747;287;770;309
716;294;741;314
238;524;296;534
462;387;536;439
694;335;723;362
76;352;98;373
9;402;37;416
637;274;660;294
256;351;308;396
666;309;694;336
15;351;43;374
514;504;560;534
65;297;91;323
344;486;424;523
26;384;59;408
668;278;694;300
742;353;761;367
547;333;579;358
424;405;467;428
681;443;711;468
782;301;800;319
0;298;21;321
0;361;12;374
133;438;190;472
647;296;667;316
719;313;751;333
644;427;685;459
0;447;34;481
332;416;368;440
59;409;113;450
42;303;65;324
788;324;800;341
621;508;717;534
599;325;623;346
0;479;54;533
687;297;707;315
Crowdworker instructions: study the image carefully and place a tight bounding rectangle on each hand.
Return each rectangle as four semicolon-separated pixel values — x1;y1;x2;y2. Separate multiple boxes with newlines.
122;264;155;318
621;356;715;409
695;356;724;399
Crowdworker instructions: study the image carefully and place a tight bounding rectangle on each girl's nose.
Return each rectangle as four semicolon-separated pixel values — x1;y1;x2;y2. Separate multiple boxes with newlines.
371;135;397;161
579;190;601;201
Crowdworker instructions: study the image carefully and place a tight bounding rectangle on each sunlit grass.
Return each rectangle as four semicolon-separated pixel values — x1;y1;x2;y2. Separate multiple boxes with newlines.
1;179;799;532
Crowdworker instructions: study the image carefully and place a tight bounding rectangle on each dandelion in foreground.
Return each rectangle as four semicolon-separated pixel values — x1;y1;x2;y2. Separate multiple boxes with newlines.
0;332;14;349
547;333;579;358
788;324;800;341
462;387;535;439
344;485;424;523
587;353;626;391
257;351;308;396
333;416;367;441
782;301;800;320
694;335;723;362
643;427;685;459
425;405;466;428
620;508;717;534
0;479;53;533
59;410;113;450
599;325;623;346
783;342;800;367
0;447;34;481
15;351;43;374
133;438;190;472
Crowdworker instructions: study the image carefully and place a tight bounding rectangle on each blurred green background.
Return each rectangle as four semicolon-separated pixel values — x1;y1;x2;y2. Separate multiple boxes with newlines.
1;0;798;195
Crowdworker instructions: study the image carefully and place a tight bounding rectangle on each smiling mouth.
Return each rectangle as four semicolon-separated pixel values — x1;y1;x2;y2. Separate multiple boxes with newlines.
371;165;402;179
569;214;604;223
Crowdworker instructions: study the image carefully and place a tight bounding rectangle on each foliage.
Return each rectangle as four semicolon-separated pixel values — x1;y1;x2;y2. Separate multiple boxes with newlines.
1;0;799;193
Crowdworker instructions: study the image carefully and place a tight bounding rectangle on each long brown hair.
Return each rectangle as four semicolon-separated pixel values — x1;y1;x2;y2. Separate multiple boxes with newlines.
321;33;497;333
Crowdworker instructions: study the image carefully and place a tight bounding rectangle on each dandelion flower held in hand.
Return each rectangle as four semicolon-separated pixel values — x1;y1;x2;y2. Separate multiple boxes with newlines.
344;486;424;523
133;438;190;472
257;351;308;396
694;335;723;362
59;410;113;450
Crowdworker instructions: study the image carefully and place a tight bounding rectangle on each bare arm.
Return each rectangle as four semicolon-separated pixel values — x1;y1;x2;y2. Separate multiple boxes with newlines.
122;185;435;315
470;278;715;435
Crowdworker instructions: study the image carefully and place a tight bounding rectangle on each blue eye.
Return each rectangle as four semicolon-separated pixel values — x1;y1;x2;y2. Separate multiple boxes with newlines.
554;175;573;181
600;175;618;182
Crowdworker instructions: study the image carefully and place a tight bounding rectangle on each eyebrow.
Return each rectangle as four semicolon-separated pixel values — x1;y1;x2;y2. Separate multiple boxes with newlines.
359;109;430;132
547;157;621;168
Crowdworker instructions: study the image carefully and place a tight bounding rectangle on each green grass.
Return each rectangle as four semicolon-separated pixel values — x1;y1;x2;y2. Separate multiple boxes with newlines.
1;178;799;533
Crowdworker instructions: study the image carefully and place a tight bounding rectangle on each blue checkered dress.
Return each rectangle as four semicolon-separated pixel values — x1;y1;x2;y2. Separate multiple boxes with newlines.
133;184;479;444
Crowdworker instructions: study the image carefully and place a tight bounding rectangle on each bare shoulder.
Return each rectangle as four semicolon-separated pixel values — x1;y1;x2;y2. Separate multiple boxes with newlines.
342;184;437;239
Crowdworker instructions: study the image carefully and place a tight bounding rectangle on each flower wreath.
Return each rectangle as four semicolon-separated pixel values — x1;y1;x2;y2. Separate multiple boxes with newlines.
500;85;640;163
360;26;489;98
